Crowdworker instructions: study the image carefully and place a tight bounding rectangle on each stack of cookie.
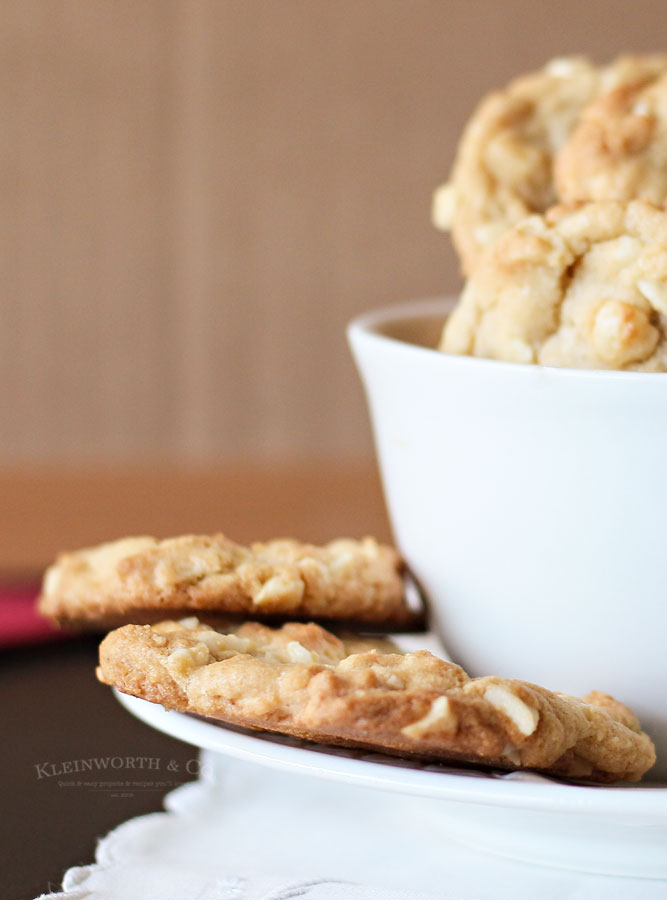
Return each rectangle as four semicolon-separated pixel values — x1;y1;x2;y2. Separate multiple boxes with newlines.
38;531;656;783
434;54;667;372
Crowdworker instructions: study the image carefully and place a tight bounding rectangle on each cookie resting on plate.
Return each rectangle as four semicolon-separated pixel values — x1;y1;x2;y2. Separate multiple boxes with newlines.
97;618;656;783
440;199;667;371
38;534;418;629
432;54;667;274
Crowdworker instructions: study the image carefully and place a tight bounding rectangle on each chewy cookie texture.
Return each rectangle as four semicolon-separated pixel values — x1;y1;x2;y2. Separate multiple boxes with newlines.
556;66;667;207
440;200;667;370
38;533;418;629
432;54;667;274
435;52;667;372
98;618;656;783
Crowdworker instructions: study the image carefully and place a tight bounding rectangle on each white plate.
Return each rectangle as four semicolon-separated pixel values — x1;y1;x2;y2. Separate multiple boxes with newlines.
116;689;667;879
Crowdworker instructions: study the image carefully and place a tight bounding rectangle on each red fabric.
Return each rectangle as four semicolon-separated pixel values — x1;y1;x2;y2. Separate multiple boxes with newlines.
0;583;66;647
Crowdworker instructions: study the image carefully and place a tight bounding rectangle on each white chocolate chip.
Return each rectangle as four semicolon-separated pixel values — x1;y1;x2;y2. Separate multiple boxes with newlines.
401;696;458;739
43;565;62;596
501;743;522;766
194;630;247;656
591;298;659;366
327;550;357;575
255;575;304;608
545;56;581;78
633;101;651;117
473;221;505;246
484;685;539;736
610;235;641;265
506;338;535;364
218;633;252;654
285;640;320;664
154;549;223;589
637;279;667;316
164;643;211;684
81;537;155;578
431;182;457;231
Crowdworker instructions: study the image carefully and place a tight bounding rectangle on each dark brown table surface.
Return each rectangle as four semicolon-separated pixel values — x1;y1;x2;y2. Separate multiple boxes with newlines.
3;636;197;900
1;462;390;899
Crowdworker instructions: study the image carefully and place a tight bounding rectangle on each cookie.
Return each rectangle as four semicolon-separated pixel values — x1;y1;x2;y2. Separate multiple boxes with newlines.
38;534;419;629
97;618;656;783
440;200;667;371
556;66;667;207
433;55;667;274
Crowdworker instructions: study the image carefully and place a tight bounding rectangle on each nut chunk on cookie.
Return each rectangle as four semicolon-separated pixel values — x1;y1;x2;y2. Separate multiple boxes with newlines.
440;200;667;371
38;533;416;628
98;618;656;783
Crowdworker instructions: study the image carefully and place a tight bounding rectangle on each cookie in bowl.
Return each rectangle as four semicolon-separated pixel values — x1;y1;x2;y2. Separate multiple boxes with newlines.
433;54;667;274
38;533;421;630
97;618;656;783
440;199;667;370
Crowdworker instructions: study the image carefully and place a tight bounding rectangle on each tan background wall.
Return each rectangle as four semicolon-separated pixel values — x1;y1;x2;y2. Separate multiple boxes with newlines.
3;0;667;464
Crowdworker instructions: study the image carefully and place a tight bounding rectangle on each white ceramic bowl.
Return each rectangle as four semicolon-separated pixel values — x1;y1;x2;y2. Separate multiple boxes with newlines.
348;297;667;780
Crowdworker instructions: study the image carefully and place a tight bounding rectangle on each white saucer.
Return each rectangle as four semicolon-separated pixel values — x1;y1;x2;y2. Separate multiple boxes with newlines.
116;689;667;879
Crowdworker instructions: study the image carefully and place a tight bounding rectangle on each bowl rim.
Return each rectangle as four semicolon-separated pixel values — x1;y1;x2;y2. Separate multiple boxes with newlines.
347;297;667;384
